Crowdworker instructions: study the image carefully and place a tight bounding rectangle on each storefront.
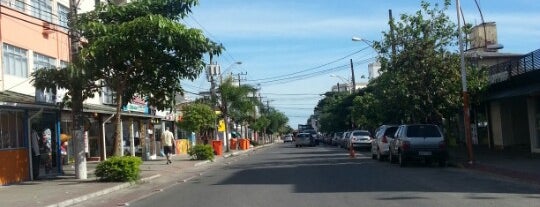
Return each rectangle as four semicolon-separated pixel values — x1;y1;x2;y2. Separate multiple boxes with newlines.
0;91;61;185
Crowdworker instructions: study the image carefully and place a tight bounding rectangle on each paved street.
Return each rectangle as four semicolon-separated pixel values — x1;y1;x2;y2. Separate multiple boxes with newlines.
71;144;540;207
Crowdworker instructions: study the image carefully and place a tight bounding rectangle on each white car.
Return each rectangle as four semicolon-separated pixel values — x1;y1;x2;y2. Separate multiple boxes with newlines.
348;130;372;149
283;134;293;143
371;125;399;161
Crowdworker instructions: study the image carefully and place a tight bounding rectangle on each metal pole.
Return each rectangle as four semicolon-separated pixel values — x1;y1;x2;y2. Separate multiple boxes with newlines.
350;59;356;93
456;0;475;164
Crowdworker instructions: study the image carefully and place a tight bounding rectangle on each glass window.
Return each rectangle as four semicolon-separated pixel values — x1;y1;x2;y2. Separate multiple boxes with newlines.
0;110;25;149
406;125;442;138
1;0;25;11
102;81;117;105
31;0;52;22
34;52;56;103
57;3;69;28
2;43;28;78
60;61;68;69
33;52;56;70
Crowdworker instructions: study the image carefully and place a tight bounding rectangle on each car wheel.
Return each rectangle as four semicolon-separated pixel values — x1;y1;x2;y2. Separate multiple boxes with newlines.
399;151;407;167
377;150;384;161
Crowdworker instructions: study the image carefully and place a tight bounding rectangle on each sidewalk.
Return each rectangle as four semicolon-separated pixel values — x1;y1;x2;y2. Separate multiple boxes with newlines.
0;145;265;207
448;145;540;186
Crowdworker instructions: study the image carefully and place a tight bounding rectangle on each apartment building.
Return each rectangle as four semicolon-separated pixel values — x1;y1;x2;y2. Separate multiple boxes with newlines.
0;0;177;185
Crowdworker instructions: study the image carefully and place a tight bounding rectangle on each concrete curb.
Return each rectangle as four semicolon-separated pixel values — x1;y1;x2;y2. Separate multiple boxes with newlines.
46;174;162;207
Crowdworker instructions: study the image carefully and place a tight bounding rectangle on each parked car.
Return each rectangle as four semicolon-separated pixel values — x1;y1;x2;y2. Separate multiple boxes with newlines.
388;124;448;167
371;125;399;161
331;132;343;146
295;133;312;147
348;130;372;150
340;131;351;149
283;134;293;143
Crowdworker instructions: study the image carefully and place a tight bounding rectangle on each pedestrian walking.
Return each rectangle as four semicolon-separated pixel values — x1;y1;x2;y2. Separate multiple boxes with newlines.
161;127;175;164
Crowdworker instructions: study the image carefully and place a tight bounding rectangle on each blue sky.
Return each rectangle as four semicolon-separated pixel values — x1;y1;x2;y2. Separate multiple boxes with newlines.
181;0;540;128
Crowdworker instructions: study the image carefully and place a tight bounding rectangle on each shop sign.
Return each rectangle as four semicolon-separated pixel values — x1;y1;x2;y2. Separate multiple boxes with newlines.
123;96;148;113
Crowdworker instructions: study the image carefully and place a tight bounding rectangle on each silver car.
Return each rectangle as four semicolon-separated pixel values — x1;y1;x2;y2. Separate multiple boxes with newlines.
295;133;312;147
389;124;448;167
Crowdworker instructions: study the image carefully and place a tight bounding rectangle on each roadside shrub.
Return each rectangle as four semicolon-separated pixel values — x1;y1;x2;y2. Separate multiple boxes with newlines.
188;144;214;161
95;156;142;182
249;139;260;147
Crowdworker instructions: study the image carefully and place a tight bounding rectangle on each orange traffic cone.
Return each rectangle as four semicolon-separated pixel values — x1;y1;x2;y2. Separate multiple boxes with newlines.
349;144;355;158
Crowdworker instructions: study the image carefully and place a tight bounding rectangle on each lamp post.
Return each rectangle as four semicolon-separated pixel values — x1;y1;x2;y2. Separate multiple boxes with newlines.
219;61;242;85
456;0;474;164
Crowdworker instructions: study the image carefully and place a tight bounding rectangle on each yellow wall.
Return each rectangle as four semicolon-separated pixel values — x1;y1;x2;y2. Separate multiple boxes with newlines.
0;149;29;185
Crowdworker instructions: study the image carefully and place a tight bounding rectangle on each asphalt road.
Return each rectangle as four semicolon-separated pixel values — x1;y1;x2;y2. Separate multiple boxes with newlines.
84;144;540;207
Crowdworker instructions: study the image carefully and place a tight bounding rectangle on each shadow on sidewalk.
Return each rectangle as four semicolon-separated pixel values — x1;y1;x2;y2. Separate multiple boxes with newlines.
448;145;540;185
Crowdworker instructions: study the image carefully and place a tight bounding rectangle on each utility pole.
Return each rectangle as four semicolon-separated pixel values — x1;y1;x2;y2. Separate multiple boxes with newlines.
456;0;475;164
207;57;220;142
236;72;247;87
69;0;86;180
349;59;356;93
389;9;397;60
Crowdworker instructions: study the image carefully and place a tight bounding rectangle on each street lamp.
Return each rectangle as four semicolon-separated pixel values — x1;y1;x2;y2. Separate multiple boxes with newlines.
456;0;474;164
352;36;374;47
221;61;243;76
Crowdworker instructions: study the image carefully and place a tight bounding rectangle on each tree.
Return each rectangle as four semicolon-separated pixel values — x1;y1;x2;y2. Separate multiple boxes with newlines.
32;0;221;179
176;103;217;142
218;76;258;151
78;0;222;155
371;0;462;124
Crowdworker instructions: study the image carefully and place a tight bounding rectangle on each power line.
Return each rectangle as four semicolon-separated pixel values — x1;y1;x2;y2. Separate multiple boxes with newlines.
264;93;322;96
187;15;240;67
256;56;376;86
248;47;370;82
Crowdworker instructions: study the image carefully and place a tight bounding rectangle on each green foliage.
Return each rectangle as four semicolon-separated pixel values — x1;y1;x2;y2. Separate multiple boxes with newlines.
249;139;260;147
177;103;217;134
188;144;214;161
317;0;485;133
219;77;258;122
95;156;142;182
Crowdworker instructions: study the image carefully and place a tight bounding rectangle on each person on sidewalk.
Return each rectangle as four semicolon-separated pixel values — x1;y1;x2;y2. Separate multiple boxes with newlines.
161;127;175;164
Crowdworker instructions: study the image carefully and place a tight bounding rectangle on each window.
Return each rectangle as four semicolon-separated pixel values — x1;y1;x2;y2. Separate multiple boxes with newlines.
2;43;28;78
406;125;442;138
0;110;25;149
31;0;52;22
1;0;25;11
60;61;68;69
34;52;56;103
33;52;56;70
102;81;117;105
57;3;69;28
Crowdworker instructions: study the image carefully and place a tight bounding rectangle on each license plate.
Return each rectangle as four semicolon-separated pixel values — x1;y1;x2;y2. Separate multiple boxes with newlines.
419;151;432;156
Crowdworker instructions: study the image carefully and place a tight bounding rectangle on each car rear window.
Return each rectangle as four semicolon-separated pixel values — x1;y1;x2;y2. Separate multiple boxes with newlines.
406;125;441;137
384;127;398;136
353;131;370;136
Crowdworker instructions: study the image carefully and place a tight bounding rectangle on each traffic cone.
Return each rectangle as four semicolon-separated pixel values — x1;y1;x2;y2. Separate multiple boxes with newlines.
349;144;355;158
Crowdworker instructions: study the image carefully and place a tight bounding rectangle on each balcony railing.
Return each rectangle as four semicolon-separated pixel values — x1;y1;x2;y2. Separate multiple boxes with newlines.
489;49;540;84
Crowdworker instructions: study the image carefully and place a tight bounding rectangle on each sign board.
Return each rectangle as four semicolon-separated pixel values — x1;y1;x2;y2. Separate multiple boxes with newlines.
218;119;225;132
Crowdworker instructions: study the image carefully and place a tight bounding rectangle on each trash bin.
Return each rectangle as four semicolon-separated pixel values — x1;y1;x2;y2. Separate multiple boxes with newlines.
239;139;248;150
230;139;237;150
212;140;223;156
